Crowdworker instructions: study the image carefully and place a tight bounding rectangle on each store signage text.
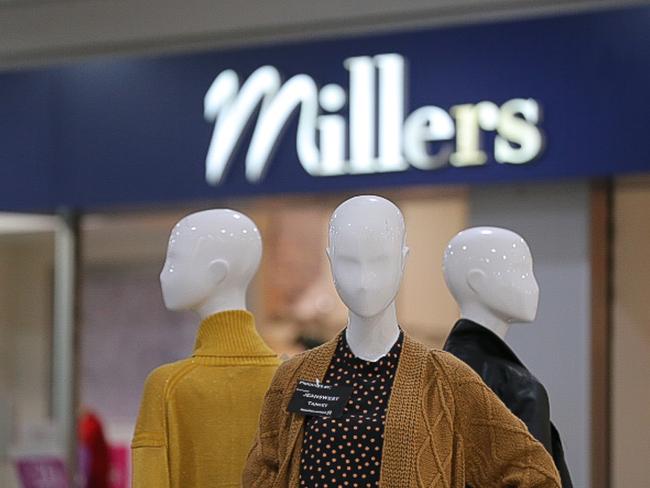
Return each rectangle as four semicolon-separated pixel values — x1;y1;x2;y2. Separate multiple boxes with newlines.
204;53;544;185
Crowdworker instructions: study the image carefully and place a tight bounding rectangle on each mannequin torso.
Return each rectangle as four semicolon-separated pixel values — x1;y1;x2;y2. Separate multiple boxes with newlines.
442;226;572;487
132;209;279;488
294;195;409;487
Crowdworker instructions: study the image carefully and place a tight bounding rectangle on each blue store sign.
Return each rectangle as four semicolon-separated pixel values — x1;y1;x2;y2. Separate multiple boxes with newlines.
0;6;648;212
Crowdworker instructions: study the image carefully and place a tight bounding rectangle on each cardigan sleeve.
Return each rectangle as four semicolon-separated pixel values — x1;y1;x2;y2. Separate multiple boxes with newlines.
131;366;173;488
443;354;561;488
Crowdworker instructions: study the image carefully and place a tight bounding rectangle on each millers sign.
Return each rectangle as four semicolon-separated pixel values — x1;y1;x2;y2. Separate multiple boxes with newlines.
204;53;543;185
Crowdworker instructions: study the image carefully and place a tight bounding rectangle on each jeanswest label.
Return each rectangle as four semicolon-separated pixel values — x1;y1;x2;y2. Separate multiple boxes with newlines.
287;380;353;419
204;53;544;185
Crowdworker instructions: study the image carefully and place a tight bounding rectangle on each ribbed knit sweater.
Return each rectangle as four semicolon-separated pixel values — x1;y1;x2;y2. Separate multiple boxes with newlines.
243;331;561;487
131;310;280;488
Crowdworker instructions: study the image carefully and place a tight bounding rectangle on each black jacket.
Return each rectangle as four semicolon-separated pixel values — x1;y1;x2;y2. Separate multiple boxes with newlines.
444;319;573;488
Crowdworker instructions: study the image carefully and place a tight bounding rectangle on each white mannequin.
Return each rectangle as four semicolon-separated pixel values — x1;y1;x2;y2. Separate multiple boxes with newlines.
326;195;409;361
160;209;262;319
443;226;539;339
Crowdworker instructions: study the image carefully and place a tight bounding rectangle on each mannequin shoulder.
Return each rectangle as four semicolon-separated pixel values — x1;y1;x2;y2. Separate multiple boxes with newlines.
139;359;194;400
134;360;192;435
443;340;487;368
427;349;488;386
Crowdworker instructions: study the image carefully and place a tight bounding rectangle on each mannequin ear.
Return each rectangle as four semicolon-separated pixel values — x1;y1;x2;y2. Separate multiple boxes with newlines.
466;268;486;295
401;246;410;270
207;259;229;286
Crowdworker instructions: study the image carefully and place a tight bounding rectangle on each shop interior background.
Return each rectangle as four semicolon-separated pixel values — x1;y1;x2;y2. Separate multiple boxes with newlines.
1;0;649;487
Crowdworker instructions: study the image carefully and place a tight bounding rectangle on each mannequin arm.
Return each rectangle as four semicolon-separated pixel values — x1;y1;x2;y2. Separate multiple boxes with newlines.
131;368;172;488
508;381;554;454
443;355;561;487
131;432;169;488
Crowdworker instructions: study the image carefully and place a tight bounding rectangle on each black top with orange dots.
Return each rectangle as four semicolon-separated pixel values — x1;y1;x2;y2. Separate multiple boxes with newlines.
298;330;403;487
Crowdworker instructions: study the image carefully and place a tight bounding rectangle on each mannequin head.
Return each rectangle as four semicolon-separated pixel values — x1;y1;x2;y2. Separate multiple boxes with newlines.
443;227;539;334
327;195;409;318
160;209;262;317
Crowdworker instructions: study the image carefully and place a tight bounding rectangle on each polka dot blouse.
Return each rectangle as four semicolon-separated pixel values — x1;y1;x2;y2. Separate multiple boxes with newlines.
298;331;403;487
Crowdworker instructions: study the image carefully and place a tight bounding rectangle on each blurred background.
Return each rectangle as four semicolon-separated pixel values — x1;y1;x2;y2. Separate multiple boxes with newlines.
0;1;649;487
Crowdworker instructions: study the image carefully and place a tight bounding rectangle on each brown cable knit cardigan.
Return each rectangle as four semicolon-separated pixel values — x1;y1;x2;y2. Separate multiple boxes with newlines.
243;332;561;487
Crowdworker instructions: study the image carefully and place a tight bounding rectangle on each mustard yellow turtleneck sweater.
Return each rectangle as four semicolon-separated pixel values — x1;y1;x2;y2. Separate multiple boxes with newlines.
131;310;279;488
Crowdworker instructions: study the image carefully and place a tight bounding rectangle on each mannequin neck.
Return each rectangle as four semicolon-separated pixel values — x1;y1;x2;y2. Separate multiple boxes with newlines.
194;286;248;320
459;303;510;340
346;302;400;362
